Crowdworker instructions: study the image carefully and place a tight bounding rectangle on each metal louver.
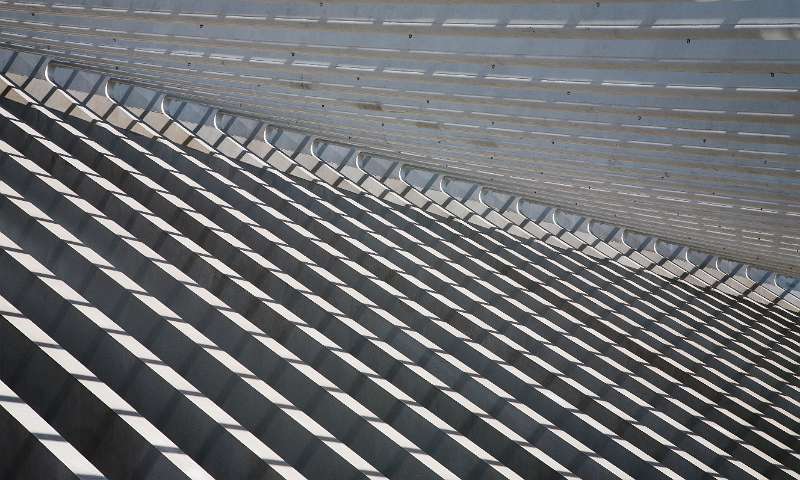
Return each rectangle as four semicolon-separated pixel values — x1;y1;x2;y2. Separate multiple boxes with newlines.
1;2;800;479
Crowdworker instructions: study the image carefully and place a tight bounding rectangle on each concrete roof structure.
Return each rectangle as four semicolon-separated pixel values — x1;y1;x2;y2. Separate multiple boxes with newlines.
0;1;799;478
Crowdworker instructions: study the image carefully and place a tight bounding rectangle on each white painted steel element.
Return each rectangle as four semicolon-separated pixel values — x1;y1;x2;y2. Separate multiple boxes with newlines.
0;0;797;277
1;17;800;480
1;47;800;480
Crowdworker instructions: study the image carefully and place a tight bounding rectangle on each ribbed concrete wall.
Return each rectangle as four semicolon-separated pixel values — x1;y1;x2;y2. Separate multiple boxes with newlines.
1;48;800;479
0;0;798;277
